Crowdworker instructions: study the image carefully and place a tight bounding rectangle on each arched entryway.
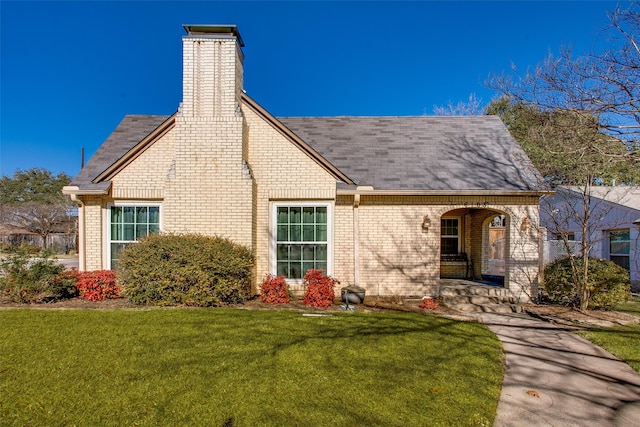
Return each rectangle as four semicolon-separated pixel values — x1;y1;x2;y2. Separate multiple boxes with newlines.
439;208;510;287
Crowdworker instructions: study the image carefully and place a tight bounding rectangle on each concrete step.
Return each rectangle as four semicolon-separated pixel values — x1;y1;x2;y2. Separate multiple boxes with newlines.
446;302;523;314
440;285;511;297
441;295;517;305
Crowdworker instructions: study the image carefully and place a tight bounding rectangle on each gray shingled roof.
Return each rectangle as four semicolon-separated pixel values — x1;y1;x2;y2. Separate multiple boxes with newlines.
278;115;543;191
73;113;543;193
70;115;171;190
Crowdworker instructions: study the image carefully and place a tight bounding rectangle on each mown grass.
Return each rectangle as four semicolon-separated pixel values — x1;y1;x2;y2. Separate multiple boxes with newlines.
0;309;502;426
578;296;640;374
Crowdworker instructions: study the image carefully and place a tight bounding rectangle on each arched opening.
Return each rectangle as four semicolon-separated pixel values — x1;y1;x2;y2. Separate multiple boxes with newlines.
439;208;510;287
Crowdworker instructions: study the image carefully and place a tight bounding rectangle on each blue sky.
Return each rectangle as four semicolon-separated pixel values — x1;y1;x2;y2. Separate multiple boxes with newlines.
0;1;620;178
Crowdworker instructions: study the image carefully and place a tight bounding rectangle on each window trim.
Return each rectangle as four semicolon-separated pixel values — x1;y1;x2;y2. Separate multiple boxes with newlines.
270;201;333;283
440;216;461;257
105;201;162;270
608;228;630;270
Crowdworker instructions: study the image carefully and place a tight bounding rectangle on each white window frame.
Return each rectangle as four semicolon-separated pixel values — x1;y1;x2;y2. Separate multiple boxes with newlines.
270;201;333;283
105;202;162;270
441;216;461;256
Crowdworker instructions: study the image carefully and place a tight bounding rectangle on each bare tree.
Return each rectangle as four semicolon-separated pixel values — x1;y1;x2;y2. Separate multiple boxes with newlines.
433;93;485;116
487;3;640;310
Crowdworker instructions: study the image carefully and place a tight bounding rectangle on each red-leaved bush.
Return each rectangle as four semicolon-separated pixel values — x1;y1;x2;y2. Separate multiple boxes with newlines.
259;274;290;304
302;269;339;308
76;270;121;302
419;297;439;310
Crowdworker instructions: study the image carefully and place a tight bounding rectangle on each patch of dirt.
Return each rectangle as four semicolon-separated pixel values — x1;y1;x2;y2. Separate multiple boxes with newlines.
523;304;640;327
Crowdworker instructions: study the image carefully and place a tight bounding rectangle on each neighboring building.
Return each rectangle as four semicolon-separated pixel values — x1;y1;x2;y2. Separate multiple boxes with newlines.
541;186;640;291
63;25;547;300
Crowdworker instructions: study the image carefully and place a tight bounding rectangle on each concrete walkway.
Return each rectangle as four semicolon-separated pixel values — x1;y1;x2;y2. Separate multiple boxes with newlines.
480;313;640;427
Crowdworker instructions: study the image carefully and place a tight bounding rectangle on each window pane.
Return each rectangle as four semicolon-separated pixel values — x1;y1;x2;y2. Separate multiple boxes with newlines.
136;207;148;224
149;224;159;234
290;245;302;261
610;241;630;255
111;224;122;241
303;207;315;224
315;244;327;262
123;207;135;223
277;262;289;277
277;225;288;241
441;238;458;255
289;263;302;279
316;207;327;224
303;225;315;241
123;224;135;241
317;225;327;242
277;207;289;224
110;242;128;270
303;245;315;261
290;225;301;242
290;207;301;224
111;207;122;223
277;244;289;261
611;230;630;241
149;207;160;224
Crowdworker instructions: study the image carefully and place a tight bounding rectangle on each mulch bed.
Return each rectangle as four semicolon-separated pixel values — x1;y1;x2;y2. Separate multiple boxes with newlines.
2;296;638;328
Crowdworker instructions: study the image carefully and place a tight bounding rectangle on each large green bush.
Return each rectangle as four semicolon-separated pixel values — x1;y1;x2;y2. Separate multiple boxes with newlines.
118;234;253;307
0;249;66;303
543;257;630;309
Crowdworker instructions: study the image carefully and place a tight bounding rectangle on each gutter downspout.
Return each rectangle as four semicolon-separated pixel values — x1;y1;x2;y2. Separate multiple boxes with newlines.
353;194;360;287
69;193;86;272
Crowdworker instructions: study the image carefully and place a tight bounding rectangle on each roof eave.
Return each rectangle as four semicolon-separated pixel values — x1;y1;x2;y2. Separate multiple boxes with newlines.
336;188;553;197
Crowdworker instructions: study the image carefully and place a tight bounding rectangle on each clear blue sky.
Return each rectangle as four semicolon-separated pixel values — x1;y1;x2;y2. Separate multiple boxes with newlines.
0;1;619;178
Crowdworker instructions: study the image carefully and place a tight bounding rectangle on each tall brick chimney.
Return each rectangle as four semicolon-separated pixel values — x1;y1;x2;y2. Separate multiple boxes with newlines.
180;25;245;117
163;25;253;248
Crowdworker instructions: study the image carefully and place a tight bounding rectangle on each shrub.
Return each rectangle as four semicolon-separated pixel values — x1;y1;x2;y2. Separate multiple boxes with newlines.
302;269;338;308
76;270;120;302
45;269;80;301
118;233;253;307
259;274;290;304
543;257;630;309
0;249;65;303
419;297;439;310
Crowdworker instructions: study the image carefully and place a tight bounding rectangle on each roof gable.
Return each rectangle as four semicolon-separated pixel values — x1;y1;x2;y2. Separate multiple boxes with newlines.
70;115;172;190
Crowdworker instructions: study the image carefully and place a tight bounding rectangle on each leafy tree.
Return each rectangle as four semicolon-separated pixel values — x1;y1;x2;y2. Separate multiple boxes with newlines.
0;168;73;250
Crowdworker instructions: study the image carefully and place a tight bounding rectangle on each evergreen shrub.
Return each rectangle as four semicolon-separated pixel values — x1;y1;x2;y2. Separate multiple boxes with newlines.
543;257;630;309
118;234;253;307
0;249;65;303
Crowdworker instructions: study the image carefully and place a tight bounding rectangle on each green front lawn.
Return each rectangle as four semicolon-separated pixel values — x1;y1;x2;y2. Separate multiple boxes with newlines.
0;309;502;426
578;296;640;374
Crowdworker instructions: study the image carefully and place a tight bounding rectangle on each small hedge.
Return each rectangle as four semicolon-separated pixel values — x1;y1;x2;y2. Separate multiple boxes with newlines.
543;257;631;309
303;269;339;307
259;274;290;304
118;234;253;307
0;249;66;303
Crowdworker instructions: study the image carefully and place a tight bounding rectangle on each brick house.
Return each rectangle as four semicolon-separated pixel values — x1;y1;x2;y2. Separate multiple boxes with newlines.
63;25;546;300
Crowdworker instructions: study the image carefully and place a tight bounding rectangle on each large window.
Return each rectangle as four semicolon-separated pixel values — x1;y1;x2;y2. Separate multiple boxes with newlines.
109;205;160;270
609;229;630;270
274;204;330;280
441;218;460;256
